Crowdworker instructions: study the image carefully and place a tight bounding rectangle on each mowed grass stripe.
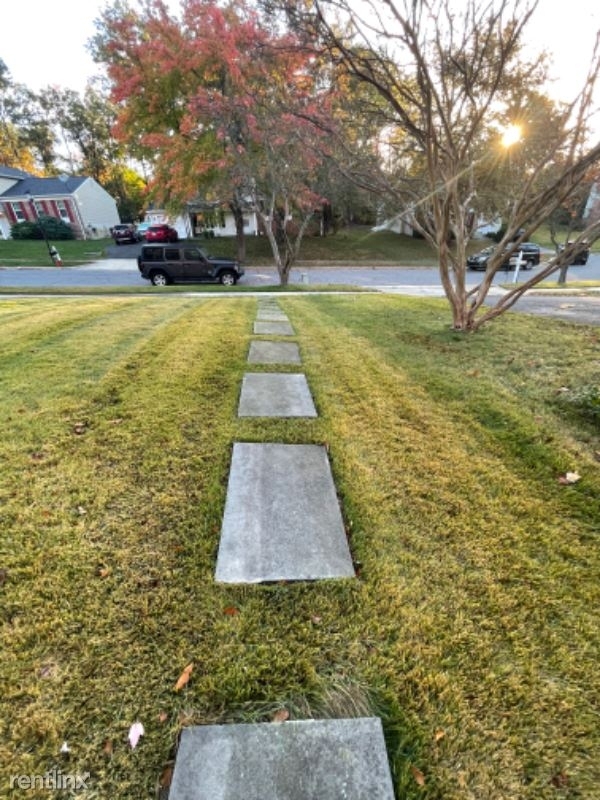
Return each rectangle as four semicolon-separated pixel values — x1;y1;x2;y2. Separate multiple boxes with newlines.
282;295;600;798
0;298;200;407
0;298;256;796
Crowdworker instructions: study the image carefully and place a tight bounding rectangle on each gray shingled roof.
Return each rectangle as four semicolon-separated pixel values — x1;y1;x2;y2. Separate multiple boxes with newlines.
0;174;87;198
0;165;32;180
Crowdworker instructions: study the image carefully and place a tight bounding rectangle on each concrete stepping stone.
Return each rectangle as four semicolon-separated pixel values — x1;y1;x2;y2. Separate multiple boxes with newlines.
238;373;316;417
248;341;302;365
169;717;394;799
215;443;355;583
254;320;295;336
256;309;290;322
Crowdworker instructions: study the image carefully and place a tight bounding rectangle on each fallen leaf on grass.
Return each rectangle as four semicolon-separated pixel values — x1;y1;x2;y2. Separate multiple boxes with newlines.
558;472;581;485
128;722;144;749
434;729;446;742
158;711;169;724
271;708;290;723
102;739;113;756
410;765;426;786
551;771;569;788
174;662;194;692
158;763;174;790
39;663;57;679
223;606;239;616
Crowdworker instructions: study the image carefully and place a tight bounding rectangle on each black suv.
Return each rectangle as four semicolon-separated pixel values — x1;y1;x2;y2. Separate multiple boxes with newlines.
111;223;142;245
137;243;244;286
558;241;590;266
467;242;541;271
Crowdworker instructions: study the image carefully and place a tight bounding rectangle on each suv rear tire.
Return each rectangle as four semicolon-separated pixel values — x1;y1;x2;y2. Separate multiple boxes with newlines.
150;270;169;286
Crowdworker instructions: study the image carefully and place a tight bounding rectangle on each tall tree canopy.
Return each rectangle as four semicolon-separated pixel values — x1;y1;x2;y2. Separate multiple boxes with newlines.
92;0;336;281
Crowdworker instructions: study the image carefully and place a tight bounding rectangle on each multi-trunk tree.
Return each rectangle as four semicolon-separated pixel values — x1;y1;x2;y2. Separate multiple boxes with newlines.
282;0;600;329
92;0;336;283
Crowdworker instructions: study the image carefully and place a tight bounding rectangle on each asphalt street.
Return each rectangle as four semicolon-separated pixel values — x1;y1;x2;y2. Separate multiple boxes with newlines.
1;252;599;324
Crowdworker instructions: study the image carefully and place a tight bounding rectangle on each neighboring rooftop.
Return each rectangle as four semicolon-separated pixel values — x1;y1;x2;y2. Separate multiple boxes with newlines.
0;174;87;197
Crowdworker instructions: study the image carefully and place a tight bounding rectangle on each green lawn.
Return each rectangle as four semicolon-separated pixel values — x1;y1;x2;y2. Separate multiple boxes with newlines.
0;296;598;798
0;238;108;267
0;227;441;267
0;224;597;269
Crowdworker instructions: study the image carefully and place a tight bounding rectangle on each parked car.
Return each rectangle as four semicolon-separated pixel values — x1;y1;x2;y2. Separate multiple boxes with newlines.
467;242;541;270
111;223;142;245
136;221;151;239
145;224;179;243
558;241;590;265
137;243;244;286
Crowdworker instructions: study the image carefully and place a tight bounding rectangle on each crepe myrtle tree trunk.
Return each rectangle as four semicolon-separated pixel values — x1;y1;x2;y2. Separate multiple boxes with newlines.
229;199;246;263
255;199;316;286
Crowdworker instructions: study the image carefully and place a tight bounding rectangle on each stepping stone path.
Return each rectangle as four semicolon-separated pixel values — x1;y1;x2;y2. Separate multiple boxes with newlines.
169;718;395;799
169;299;394;797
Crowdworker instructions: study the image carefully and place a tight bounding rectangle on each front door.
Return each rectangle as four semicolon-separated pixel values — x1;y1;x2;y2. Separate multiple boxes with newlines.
162;246;186;282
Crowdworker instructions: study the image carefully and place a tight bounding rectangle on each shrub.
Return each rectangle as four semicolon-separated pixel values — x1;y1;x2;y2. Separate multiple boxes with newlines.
11;215;75;240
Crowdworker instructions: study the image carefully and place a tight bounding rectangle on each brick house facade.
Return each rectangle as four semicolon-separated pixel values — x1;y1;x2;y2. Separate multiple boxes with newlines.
0;166;119;240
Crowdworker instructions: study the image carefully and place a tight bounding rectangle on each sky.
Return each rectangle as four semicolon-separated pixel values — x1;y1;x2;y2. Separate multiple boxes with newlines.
1;0;599;102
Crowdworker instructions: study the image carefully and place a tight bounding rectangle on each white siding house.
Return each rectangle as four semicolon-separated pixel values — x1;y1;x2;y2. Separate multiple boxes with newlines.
144;204;259;239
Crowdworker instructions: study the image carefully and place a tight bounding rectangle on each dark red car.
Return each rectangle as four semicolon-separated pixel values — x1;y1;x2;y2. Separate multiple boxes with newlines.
145;224;179;243
111;223;142;245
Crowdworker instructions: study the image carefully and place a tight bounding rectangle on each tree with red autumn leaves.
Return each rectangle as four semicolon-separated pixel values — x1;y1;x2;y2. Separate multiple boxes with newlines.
92;0;334;283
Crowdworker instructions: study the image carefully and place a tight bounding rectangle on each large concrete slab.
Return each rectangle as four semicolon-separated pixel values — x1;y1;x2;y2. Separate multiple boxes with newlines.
215;443;355;583
248;340;302;365
169;718;394;799
254;320;295;336
238;373;316;417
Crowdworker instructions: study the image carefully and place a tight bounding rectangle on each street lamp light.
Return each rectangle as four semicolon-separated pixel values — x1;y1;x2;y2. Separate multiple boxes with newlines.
25;191;60;266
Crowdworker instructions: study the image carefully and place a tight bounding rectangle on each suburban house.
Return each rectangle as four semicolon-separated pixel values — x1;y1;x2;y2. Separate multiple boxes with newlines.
144;202;259;239
373;209;501;239
0;165;120;240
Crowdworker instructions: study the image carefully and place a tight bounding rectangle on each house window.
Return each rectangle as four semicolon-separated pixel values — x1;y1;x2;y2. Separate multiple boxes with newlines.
34;201;45;217
11;203;26;222
56;200;71;223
